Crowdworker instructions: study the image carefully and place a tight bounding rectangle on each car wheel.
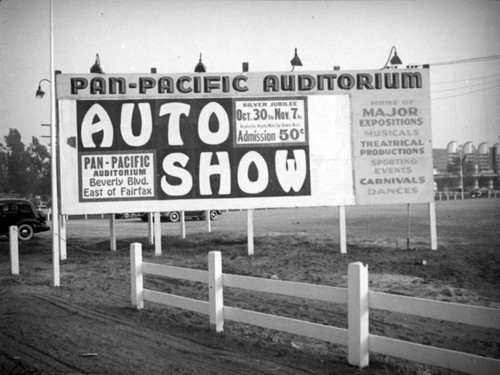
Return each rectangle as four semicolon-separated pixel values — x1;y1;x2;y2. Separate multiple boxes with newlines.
210;210;219;221
121;213;130;219
169;211;180;222
18;223;35;241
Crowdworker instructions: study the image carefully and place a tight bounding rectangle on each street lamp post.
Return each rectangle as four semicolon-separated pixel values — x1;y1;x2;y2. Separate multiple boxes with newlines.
36;0;59;287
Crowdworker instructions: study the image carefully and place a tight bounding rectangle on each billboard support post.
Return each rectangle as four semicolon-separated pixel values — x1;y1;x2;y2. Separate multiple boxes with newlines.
206;210;212;233
110;215;116;251
154;212;161;256
59;215;67;259
339;206;347;254
247;209;254;256
181;211;186;239
148;213;154;245
429;202;437;250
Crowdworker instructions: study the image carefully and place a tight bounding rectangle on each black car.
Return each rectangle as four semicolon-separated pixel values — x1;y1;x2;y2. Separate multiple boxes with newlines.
0;198;50;240
141;210;221;223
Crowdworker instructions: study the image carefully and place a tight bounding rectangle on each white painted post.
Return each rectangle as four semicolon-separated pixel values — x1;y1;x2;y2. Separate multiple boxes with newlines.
206;210;212;233
9;226;19;275
130;243;144;309
247;209;254;256
154;212;161;256
339;206;347;254
429;202;438;250
110;214;117;251
208;251;223;332
180;211;186;239
60;215;67;260
148;213;154;245
348;262;369;368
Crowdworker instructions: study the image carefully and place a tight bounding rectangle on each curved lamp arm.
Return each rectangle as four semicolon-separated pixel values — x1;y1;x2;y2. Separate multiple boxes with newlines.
381;46;402;70
36;79;52;98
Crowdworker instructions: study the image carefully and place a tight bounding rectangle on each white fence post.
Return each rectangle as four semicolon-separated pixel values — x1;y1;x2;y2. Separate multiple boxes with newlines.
9;226;19;275
130;242;144;309
208;251;224;332
348;262;369;368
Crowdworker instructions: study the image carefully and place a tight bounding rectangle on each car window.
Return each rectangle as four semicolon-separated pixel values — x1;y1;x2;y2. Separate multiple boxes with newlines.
8;204;19;213
20;204;33;213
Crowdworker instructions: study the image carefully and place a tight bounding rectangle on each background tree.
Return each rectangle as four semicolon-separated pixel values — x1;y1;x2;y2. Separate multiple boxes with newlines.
0;142;8;194
27;136;51;196
5;128;30;195
1;128;51;198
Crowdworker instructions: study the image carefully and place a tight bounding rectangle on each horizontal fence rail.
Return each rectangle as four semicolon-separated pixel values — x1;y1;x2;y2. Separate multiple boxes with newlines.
129;243;500;375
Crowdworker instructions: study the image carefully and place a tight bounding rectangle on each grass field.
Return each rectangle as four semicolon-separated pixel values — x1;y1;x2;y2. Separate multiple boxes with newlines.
0;199;499;374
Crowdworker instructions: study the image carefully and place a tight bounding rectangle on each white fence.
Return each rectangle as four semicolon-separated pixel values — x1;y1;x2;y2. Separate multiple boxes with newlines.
435;190;499;201
130;243;500;374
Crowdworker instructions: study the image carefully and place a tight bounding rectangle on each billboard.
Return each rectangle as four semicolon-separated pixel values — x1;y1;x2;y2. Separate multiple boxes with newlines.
56;69;432;215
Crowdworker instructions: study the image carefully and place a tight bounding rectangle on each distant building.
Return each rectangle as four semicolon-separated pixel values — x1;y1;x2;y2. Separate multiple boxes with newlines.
433;142;500;191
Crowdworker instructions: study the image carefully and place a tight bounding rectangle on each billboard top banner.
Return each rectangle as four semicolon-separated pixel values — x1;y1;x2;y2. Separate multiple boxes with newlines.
56;69;429;100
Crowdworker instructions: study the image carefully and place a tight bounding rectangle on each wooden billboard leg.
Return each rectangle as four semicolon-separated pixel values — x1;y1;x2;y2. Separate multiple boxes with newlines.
207;210;212;233
339;206;347;254
110;214;116;251
154;212;162;256
148;213;154;245
60;215;67;260
429;202;438;250
247;209;254;256
9;226;19;275
181;211;186;239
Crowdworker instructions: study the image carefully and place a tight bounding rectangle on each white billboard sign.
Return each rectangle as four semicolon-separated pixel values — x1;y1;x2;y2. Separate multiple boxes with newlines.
56;69;432;215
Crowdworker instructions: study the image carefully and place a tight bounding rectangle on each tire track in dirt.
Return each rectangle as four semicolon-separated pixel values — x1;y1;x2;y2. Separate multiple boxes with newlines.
1;290;318;374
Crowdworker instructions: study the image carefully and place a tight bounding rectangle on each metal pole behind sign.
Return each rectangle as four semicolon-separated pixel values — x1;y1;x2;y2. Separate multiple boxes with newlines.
50;0;60;287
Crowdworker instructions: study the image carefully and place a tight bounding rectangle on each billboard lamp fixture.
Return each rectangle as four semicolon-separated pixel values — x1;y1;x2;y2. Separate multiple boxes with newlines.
35;79;51;98
90;53;104;74
194;53;207;73
290;48;303;71
381;46;403;69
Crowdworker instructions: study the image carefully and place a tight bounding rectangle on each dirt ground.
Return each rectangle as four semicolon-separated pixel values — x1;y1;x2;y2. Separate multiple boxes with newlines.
0;200;499;374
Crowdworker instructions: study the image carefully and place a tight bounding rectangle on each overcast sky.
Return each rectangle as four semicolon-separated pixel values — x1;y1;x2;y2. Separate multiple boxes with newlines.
1;0;499;149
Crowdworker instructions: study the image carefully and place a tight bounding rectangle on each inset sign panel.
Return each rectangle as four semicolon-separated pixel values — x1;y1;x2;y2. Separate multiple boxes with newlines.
352;88;433;205
58;94;354;215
